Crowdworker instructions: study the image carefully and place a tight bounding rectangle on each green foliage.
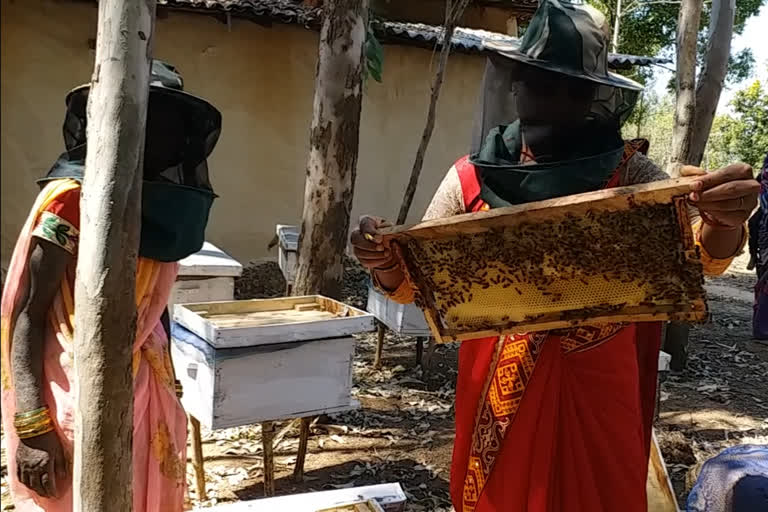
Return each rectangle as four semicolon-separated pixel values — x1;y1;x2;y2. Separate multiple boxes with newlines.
708;79;768;170
726;48;756;84
586;0;765;86
364;21;384;83
622;92;676;168
624;78;768;172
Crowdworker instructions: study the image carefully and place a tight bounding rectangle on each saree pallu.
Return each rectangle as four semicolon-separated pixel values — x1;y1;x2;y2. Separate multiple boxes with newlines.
1;179;187;512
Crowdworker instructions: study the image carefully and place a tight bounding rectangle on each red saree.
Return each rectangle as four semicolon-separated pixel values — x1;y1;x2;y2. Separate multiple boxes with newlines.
449;144;663;512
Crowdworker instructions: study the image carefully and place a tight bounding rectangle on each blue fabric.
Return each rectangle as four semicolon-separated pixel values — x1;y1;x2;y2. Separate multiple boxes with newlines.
687;445;768;512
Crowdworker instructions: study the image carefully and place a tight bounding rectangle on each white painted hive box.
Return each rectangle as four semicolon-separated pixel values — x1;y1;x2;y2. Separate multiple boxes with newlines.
172;324;359;429
366;285;431;337
203;483;407;512
174;295;374;349
276;224;299;285
169;242;243;312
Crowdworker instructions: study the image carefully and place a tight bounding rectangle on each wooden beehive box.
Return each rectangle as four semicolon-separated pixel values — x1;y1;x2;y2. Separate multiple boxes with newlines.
381;178;708;342
169;242;243;312
171;324;359;429
366;285;431;336
174;295;374;349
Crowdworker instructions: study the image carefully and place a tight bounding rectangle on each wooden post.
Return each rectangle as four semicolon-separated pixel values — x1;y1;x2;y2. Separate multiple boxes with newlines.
415;337;424;367
374;321;386;369
292;0;368;299
72;2;155;511
422;337;437;375
189;416;207;501
262;421;276;497
293;417;312;482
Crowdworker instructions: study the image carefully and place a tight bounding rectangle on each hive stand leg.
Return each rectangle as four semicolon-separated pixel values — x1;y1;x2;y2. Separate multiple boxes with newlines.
262;421;276;497
293;417;312;482
421;337;437;376
415;337;424;367
374;321;386;369
189;415;207;501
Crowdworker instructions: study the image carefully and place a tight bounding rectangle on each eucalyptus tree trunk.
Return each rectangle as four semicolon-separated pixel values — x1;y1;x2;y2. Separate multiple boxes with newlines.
689;0;736;165
665;0;702;371
293;0;368;298
72;1;155;510
668;0;703;177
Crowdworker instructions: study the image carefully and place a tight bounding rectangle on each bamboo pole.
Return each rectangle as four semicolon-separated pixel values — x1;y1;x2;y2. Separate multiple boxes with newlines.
72;1;156;511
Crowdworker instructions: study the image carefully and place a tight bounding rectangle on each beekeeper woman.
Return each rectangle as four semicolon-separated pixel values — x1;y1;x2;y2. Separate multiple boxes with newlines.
350;1;758;511
1;61;221;512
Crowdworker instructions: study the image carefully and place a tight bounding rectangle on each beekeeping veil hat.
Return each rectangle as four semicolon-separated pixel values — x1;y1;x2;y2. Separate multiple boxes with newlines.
40;60;223;262
467;0;644;207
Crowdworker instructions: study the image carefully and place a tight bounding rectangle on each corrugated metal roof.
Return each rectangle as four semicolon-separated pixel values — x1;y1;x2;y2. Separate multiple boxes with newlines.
158;0;670;68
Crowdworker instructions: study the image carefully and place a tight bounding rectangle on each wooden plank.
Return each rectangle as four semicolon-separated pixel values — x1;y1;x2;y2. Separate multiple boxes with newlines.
189;415;207;501
262;421;275;497
293;417;312;482
174;296;374;348
646;431;680;512
380;178;696;241
442;308;707;343
203;483;407;512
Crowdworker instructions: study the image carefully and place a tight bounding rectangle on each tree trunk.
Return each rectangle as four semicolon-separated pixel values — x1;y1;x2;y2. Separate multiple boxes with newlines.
689;0;736;166
293;0;368;298
665;0;703;370
72;1;155;511
668;0;703;177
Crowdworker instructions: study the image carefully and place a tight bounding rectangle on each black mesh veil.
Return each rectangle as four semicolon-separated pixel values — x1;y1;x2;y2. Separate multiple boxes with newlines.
470;55;640;154
60;85;221;192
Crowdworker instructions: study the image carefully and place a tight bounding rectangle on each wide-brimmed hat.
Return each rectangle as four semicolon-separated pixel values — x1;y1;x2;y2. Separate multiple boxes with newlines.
484;0;642;91
62;60;221;158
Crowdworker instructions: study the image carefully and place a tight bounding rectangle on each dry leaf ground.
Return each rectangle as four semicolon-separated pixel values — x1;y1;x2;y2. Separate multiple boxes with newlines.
1;255;764;511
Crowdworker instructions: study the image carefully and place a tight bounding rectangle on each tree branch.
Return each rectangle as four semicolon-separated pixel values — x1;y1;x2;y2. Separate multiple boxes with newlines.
396;0;471;225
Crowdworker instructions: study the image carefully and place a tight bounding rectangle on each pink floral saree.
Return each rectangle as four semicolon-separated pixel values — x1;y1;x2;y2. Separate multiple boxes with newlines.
1;179;188;511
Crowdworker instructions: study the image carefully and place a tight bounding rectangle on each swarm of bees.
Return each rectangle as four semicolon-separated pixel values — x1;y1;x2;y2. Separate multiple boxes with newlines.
400;200;707;337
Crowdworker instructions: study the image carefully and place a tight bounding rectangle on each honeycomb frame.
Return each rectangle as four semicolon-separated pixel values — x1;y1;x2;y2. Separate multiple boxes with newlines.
382;178;708;343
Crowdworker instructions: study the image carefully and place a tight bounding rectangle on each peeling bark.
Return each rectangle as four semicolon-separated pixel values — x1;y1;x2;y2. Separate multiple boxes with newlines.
689;0;735;166
293;0;368;298
72;1;155;511
668;0;703;176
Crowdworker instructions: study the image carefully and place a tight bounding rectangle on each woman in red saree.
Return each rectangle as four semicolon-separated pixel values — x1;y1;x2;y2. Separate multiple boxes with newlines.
351;2;758;510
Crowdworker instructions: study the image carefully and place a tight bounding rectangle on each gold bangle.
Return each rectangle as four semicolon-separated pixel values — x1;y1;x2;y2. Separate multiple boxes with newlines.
15;418;52;432
14;408;52;429
14;406;48;419
17;423;55;440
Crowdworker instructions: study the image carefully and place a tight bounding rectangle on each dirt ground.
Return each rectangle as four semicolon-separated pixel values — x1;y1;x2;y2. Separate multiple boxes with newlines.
1;255;765;511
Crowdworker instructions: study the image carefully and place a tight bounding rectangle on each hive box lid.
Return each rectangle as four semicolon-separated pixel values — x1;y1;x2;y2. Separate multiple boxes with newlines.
203;483;406;512
174;295;375;348
277;224;299;251
178;242;243;278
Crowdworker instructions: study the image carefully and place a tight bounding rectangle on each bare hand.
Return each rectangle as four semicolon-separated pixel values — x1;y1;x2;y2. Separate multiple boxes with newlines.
350;216;395;271
16;431;68;498
683;164;759;227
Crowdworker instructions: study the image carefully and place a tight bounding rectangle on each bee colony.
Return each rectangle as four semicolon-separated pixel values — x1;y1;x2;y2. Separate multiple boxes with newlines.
381;178;708;342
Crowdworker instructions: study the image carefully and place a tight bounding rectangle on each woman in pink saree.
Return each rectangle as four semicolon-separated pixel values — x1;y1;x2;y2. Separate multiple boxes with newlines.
1;61;222;512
